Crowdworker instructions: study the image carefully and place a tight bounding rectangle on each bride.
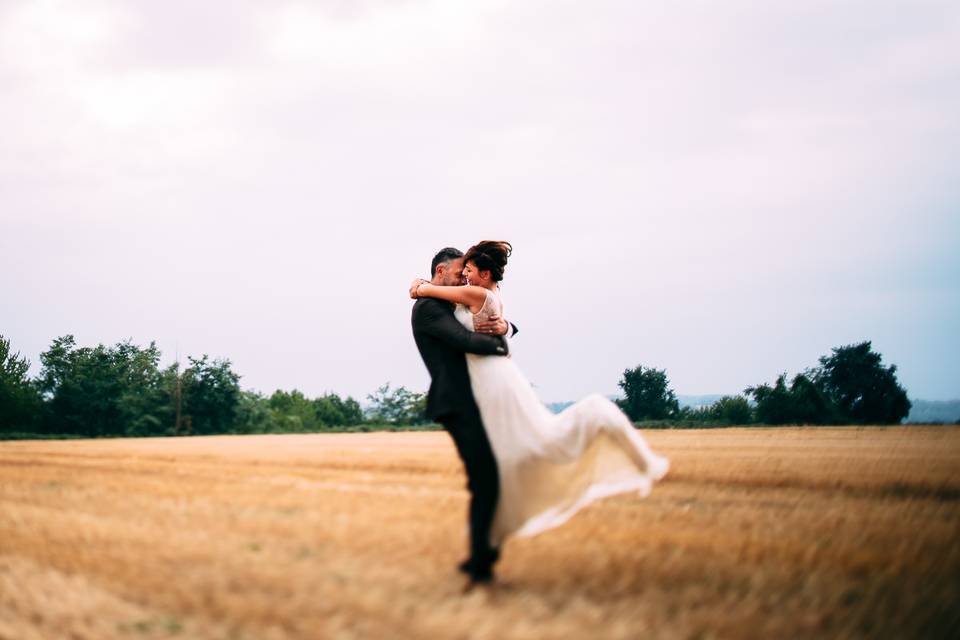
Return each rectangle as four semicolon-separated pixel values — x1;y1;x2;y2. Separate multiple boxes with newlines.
411;241;669;547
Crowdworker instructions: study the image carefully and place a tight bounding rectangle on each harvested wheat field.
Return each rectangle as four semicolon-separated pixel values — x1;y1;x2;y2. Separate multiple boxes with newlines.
1;427;958;639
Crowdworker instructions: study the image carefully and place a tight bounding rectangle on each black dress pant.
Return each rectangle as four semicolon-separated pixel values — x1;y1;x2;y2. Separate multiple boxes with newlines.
439;404;500;568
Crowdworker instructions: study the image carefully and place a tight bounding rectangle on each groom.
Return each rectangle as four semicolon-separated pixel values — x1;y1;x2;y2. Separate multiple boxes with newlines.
410;247;512;583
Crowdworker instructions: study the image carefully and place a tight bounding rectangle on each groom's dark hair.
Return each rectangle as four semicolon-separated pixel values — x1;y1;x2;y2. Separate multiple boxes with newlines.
431;247;464;276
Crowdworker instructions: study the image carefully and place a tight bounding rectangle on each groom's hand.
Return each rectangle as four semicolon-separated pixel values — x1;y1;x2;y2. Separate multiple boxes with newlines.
474;314;509;336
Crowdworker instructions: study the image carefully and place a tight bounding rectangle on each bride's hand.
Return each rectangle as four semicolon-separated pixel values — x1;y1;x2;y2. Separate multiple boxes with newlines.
409;278;429;299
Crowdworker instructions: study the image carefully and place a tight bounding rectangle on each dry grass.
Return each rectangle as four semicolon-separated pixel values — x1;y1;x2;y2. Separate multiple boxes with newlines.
1;427;958;639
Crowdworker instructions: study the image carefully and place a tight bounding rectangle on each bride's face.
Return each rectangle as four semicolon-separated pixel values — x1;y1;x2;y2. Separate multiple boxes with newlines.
463;260;490;286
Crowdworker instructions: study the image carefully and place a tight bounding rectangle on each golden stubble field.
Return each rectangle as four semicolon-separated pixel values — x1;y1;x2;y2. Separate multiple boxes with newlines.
1;427;958;639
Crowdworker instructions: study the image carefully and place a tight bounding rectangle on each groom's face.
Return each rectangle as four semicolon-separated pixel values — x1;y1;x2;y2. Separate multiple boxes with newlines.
438;258;466;286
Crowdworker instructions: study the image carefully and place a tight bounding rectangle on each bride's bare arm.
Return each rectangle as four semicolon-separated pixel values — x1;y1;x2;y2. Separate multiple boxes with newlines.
410;281;488;313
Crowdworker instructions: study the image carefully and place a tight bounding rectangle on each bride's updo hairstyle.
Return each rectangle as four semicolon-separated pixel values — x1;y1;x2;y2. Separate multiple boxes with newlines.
463;240;513;282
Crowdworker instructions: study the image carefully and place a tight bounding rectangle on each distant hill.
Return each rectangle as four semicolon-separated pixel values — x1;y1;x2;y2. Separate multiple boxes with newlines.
547;396;960;424
677;395;725;409
546;394;723;414
906;400;960;424
545;401;576;414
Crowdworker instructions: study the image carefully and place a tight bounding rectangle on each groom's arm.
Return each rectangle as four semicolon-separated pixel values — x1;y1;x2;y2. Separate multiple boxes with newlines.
473;315;518;337
415;301;509;356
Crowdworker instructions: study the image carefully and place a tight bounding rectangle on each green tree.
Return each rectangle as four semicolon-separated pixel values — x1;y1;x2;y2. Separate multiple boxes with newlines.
710;395;753;424
813;341;911;424
340;395;364;425
180;356;241;434
114;340;169;436
313;393;364;427
788;373;836;424
365;383;427;425
267;389;320;432
745;374;793;425
235;390;277;433
0;335;41;433
617;365;680;421
236;389;364;433
746;373;834;425
37;336;168;437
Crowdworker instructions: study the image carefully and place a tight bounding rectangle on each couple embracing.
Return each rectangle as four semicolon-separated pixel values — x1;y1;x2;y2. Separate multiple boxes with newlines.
410;241;669;585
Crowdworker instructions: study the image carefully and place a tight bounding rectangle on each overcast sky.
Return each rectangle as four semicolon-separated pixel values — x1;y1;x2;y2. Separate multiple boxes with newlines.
2;0;958;403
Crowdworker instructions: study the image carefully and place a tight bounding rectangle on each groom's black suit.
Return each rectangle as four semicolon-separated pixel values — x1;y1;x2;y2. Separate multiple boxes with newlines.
411;297;507;577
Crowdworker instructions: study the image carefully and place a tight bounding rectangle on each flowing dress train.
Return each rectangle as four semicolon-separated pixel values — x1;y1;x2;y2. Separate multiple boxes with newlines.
455;289;669;545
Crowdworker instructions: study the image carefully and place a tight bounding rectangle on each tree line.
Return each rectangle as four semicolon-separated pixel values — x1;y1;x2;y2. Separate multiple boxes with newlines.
0;334;919;439
0;334;421;438
617;341;913;426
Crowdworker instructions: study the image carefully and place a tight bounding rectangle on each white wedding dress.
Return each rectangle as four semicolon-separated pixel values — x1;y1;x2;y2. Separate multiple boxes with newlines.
455;289;669;545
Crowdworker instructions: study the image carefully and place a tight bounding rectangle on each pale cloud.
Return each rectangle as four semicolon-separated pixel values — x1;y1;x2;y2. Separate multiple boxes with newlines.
267;0;504;67
0;0;122;69
1;0;958;402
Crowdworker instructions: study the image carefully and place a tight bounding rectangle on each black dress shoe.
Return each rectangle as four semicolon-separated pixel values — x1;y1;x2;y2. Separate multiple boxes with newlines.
467;565;493;584
458;558;494;583
458;547;500;575
458;558;492;577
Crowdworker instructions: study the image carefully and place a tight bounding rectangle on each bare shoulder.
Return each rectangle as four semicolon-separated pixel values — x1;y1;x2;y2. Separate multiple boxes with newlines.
462;286;491;305
473;288;502;320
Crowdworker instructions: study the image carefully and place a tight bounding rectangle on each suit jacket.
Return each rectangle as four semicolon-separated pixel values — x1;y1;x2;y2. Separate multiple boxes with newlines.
411;298;508;421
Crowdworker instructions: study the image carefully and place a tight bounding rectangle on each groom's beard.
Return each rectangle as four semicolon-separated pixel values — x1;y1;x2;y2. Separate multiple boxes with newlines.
441;275;465;287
